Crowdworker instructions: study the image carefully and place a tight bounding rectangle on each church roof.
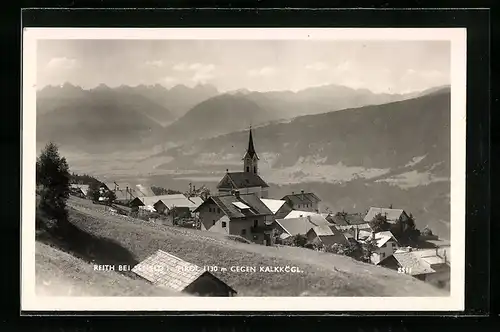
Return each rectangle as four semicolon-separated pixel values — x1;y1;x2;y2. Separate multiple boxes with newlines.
216;171;269;189
243;127;259;160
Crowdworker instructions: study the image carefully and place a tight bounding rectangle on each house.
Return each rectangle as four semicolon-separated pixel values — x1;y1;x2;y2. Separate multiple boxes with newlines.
134;184;155;197
69;184;89;198
261;199;292;219
363;207;413;233
330;212;365;226
193;191;274;245
132;250;237;297
356;230;399;265
130;194;198;217
306;224;350;247
380;247;450;290
334;223;373;233
274;214;334;240
216;127;270;198
281;191;321;212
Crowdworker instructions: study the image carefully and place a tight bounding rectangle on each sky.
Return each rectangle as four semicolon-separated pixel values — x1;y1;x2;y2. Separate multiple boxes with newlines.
37;40;450;94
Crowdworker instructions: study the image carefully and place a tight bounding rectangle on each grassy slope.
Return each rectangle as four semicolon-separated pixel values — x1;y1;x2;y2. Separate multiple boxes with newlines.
64;197;446;297
35;242;179;296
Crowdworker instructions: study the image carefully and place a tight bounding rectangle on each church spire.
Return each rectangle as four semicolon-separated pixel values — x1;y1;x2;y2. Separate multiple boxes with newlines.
246;126;258;159
243;126;259;174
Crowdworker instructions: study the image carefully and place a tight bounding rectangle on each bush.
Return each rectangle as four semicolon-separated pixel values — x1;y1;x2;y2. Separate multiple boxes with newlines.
36;142;71;227
282;234;308;248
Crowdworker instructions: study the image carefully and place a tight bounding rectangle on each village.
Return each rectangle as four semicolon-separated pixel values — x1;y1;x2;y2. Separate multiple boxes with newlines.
68;127;451;295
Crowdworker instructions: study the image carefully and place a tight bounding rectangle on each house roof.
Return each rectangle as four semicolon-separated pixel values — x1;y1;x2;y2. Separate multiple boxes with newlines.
331;213;366;226
216;172;269;189
134;184;155;197
70;184;89;195
358;230;397;248
275;215;332;237
132;250;222;292
260;199;287;214
195;193;273;219
364;207;407;223
187;196;204;208
138;194;198;210
334;223;372;231
284;210;321;219
281;192;321;205
393;251;436;275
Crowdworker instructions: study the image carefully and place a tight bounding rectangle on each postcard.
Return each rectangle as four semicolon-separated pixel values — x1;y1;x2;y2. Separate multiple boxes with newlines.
22;27;466;311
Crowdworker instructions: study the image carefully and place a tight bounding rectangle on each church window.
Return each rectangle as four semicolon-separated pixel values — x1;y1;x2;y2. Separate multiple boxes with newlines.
254;166;256;173
246;166;250;172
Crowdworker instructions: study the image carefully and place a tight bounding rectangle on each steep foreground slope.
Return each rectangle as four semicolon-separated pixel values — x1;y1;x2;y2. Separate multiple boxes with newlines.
35;242;179;296
58;197;446;297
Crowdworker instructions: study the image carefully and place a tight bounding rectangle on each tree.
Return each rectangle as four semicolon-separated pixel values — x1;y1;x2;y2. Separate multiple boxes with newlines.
36;142;71;226
282;234;308;248
104;190;116;205
369;213;390;232
87;181;102;202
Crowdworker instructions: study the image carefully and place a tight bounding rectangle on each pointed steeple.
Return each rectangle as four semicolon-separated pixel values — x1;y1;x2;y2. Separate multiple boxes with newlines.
246;126;258;159
243;126;259;174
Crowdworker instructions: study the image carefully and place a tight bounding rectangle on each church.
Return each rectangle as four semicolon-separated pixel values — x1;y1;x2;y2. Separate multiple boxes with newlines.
216;127;270;198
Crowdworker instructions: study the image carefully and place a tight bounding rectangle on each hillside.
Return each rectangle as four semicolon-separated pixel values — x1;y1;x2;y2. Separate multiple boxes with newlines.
150;90;451;238
35;242;178;296
162;94;277;143
55;197;445;296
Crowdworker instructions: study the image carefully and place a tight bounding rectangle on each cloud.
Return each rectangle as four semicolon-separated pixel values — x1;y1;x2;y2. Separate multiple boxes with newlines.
335;61;352;73
45;57;78;70
144;60;164;68
247;66;277;77
305;62;330;71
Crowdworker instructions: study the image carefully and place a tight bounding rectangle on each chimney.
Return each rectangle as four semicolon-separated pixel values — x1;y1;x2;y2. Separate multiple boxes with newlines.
435;247;438;256
301;190;305;200
126;186;129;199
234;190;240;198
292;191;294;195
354;227;359;241
371;231;376;240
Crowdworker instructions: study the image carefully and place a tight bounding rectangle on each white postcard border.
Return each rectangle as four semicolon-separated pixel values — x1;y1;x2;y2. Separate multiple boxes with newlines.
21;27;466;312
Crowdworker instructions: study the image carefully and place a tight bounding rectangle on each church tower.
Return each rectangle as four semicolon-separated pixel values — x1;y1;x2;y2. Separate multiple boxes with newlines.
243;126;259;174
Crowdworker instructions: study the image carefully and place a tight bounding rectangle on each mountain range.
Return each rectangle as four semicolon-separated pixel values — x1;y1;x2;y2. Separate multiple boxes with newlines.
150;88;451;238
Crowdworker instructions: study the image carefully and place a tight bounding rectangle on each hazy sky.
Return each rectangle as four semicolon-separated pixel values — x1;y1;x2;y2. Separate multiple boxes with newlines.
37;40;450;94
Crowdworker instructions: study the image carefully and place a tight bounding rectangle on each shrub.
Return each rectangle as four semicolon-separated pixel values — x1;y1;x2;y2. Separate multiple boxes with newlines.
369;213;391;232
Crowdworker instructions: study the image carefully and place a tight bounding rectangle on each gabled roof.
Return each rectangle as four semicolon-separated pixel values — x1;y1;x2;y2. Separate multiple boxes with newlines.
194;193;273;219
275;215;332;237
363;207;407;223
134;184;155;197
358;230;398;248
70;184;89;195
392;251;436;275
284;210;321;219
132;250;235;293
331;213;366;226
137;194;197;210
187;196;204;208
216;172;269;189
260;199;287;214
334;223;372;231
281;192;321;205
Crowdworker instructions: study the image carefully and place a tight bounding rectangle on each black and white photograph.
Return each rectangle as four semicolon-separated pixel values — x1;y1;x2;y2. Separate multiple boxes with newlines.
22;28;466;311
